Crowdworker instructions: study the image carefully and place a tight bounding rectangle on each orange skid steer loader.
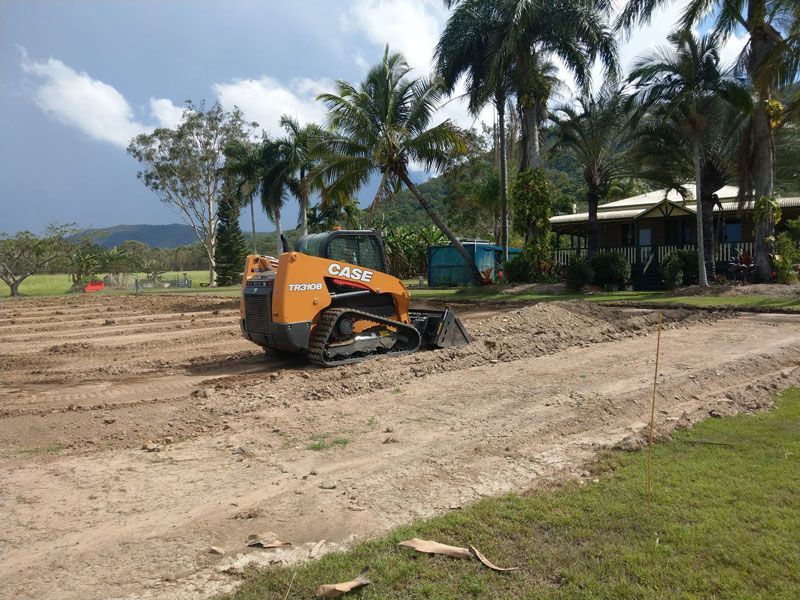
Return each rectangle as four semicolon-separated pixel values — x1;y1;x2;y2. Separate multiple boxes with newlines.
240;229;471;366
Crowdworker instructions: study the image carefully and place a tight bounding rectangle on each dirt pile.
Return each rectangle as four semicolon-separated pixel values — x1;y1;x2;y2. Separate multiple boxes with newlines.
214;302;728;411
674;283;800;298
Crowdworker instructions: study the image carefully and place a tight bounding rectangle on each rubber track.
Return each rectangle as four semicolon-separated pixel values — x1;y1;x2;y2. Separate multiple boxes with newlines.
308;307;421;367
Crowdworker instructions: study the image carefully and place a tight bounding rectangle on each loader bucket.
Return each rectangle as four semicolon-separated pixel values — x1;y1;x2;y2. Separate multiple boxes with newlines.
410;306;472;349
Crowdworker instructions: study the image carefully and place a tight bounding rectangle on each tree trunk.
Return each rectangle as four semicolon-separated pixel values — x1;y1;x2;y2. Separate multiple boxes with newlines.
400;171;484;285
274;205;284;257
516;49;540;172
207;233;217;287
520;102;541;171
497;93;510;262
207;195;217;287
749;12;776;280
692;138;709;287
10;279;21;297
587;188;600;260
701;194;716;279
300;167;309;237
250;200;257;254
752;91;775;280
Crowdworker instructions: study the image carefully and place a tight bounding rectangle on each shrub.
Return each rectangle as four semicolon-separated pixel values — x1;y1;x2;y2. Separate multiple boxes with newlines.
774;232;799;284
511;169;555;278
590;252;630;290
565;257;593;291
661;249;699;287
504;253;532;283
662;259;684;289
664;249;698;285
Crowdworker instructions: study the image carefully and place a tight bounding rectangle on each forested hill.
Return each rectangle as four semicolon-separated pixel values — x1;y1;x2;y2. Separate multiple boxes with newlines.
76;224;199;248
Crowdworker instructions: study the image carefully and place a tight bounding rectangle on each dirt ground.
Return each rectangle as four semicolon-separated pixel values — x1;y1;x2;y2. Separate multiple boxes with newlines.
1;294;798;600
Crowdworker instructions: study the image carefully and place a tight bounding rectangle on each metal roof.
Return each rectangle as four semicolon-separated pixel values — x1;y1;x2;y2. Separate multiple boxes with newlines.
597;184;740;209
551;196;800;225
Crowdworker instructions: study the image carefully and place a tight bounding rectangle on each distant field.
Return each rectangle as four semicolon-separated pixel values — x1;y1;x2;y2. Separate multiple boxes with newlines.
1;271;214;298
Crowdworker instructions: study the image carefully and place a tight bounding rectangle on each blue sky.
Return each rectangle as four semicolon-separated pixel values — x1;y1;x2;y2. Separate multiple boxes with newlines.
2;0;746;234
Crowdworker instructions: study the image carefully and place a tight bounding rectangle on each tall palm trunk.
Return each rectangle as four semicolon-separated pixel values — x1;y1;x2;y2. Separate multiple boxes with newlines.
497;91;510;261
299;166;309;237
250;200;257;254
701;194;717;279
692;137;709;286
517;50;541;172
273;205;283;257
587;187;600;259
520;103;541;170
748;1;776;280
399;171;484;285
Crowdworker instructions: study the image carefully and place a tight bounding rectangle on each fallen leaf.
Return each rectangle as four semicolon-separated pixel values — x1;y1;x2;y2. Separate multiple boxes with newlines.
316;567;370;597
469;545;519;572
246;532;291;548
397;538;472;559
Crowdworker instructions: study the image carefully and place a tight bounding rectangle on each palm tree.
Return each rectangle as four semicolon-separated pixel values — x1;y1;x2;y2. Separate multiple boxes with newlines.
629;30;752;286
436;0;514;260
619;0;800;280
224;137;291;256
223;139;259;253
630;98;750;278
491;0;619;171
550;86;636;259
274;116;326;237
317;48;484;284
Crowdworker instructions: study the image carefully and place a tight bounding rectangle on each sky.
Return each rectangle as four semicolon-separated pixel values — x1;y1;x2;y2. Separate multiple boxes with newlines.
1;0;747;235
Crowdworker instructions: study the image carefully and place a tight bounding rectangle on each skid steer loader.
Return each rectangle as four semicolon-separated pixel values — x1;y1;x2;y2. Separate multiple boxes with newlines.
240;229;471;366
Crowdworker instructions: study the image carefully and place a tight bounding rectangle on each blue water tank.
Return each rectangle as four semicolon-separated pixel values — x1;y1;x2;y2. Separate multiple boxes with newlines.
427;242;522;286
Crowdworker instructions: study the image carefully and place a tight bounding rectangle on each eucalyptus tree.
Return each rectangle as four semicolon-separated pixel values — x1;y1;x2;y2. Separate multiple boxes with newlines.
317;48;483;284
128;102;253;287
436;0;514;259
619;0;800;279
629;30;752;286
550;86;636;258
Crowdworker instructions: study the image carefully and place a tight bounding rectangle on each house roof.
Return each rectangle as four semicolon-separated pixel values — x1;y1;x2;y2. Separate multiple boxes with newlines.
551;185;800;226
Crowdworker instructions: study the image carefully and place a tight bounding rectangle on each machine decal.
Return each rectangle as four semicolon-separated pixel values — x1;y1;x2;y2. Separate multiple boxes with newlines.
326;263;374;283
288;283;323;291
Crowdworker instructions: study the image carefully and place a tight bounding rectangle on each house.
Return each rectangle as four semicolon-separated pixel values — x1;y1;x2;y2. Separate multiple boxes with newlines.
550;186;800;289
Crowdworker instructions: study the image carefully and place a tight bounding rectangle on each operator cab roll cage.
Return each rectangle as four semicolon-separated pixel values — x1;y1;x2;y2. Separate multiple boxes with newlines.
294;230;387;273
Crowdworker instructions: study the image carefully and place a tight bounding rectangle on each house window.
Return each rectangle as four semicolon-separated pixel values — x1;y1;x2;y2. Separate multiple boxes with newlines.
621;223;634;246
724;222;742;243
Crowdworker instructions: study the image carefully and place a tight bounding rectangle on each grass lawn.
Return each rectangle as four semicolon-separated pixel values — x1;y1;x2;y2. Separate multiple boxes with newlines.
221;388;800;599
0;271;224;298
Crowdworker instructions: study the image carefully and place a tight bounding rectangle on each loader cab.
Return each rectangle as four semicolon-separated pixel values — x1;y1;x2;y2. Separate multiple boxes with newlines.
295;230;387;273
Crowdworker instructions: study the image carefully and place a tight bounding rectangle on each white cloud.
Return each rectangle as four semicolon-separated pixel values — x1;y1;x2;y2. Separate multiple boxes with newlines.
149;97;184;129
344;0;447;74
718;32;748;70
212;76;331;135
20;50;150;148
